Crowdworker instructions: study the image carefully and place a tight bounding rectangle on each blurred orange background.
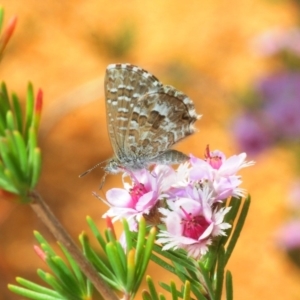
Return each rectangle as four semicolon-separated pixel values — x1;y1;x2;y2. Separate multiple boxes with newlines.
0;0;300;299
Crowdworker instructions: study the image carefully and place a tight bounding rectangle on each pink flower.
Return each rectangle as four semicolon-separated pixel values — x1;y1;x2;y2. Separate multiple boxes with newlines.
103;165;175;228
189;148;254;200
102;147;253;258
157;186;231;258
232;112;275;156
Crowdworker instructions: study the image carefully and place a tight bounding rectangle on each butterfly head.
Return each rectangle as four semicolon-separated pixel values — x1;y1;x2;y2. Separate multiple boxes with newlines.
104;158;123;174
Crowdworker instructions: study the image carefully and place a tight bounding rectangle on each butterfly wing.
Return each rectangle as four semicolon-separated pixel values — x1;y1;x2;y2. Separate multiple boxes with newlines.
124;85;200;163
104;64;162;160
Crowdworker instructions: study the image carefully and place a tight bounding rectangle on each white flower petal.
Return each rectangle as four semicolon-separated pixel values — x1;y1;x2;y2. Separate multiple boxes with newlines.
106;188;132;207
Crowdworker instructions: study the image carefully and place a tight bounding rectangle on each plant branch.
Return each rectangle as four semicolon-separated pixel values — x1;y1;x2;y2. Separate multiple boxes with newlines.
29;190;118;300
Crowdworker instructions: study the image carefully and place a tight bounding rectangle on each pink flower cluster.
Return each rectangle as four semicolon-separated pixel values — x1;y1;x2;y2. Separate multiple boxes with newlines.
103;147;254;259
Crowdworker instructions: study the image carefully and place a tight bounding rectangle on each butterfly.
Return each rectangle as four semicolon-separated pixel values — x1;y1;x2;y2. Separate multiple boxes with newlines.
80;63;200;180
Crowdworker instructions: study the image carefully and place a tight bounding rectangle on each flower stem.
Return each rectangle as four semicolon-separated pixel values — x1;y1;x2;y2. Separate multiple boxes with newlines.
29;190;118;300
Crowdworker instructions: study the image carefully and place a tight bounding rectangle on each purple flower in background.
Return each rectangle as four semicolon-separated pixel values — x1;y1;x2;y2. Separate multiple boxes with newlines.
232;112;275;155
255;72;299;102
276;220;300;268
257;72;300;139
233;26;300;155
233;72;300;154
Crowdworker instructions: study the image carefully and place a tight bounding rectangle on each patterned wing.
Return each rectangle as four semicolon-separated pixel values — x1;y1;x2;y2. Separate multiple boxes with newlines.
124;85;200;161
104;64;162;160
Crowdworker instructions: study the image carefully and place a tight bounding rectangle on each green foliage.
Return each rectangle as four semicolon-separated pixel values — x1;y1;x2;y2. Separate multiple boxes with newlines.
0;7;4;33
8;231;92;300
0;83;42;200
9;217;157;300
85;216;156;299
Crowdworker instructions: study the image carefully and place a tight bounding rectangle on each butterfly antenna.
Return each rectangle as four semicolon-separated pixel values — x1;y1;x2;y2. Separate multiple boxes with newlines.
79;159;110;178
